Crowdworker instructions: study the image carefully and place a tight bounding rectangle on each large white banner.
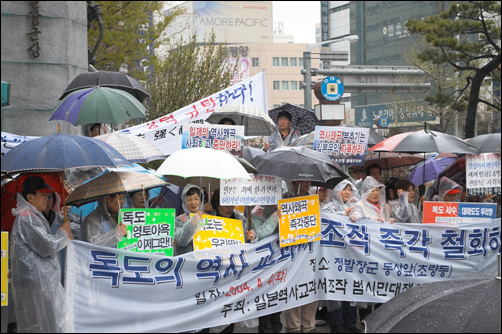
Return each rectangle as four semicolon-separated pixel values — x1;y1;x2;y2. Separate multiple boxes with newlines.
66;213;500;333
119;71;268;156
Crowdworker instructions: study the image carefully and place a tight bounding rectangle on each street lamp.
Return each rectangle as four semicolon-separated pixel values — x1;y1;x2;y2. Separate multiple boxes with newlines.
302;35;359;111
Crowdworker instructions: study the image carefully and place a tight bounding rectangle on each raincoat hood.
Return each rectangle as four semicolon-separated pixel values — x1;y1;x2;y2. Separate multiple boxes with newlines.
333;179;358;204
181;184;205;215
438;176;463;201
360;176;386;205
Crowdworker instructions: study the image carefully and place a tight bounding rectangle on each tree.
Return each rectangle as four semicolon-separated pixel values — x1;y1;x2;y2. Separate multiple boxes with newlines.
146;32;239;120
406;1;501;138
87;1;181;81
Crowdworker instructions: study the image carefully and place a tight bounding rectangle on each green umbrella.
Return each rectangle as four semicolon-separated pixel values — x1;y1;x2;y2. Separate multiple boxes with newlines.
49;86;146;125
1;81;10;107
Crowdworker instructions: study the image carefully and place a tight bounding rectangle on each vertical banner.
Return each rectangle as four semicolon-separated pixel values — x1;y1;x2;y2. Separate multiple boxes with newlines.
118;209;175;256
313;126;370;165
423;202;497;223
1;232;7;306
120;71;268;156
278;195;321;247
193;214;246;251
466;153;501;196
220;174;283;206
181;124;245;156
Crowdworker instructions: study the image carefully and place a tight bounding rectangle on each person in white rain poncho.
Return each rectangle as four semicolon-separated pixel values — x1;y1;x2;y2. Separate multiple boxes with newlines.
10;176;73;333
82;193;127;247
438;176;463;202
174;184;205;255
385;179;422;224
349;176;395;223
322;180;359;218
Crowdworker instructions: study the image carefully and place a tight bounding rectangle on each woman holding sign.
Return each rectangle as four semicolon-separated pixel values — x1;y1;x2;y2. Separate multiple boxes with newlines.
174;184;205;255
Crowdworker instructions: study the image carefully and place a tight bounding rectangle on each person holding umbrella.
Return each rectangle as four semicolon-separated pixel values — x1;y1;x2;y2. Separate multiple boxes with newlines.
82;193;127;247
10;176;73;333
263;110;299;152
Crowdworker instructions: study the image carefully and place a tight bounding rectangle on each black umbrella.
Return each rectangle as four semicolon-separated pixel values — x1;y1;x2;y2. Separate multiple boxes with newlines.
250;146;349;188
268;103;320;136
466;133;501;154
59;71;151;103
363;272;501;333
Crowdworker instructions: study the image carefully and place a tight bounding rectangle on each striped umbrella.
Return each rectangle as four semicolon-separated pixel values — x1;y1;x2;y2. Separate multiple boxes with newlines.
66;169;167;207
205;104;276;136
95;132;166;163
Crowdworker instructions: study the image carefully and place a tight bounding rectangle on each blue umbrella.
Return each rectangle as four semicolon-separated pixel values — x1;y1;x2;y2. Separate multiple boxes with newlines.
1;133;130;174
408;157;457;186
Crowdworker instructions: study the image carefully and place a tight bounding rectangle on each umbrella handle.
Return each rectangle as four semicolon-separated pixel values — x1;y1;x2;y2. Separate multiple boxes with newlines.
288;117;301;145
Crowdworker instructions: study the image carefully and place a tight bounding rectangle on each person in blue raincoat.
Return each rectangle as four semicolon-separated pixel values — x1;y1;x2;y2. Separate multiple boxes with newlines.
10;176;73;333
81;193;127;247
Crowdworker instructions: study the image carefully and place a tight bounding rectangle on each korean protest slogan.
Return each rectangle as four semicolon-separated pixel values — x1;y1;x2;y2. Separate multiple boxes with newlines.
182;123;245;155
423;201;497;224
193;214;246;251
279;195;321;247
313;126;370;165
117;208;175;256
220;174;283;206
466;153;501;196
66;214;500;333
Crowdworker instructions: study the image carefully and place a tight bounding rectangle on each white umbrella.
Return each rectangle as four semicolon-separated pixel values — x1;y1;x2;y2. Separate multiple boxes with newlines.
95;132;166;163
156;147;252;189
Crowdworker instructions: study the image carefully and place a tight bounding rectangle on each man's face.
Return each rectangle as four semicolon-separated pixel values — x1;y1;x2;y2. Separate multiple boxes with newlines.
368;168;381;182
28;192;50;212
217;205;235;218
354;171;363;180
278;116;291;132
318;188;328;201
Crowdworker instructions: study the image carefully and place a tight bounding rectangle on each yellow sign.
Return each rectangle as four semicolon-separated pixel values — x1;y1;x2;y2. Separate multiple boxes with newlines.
278;195;321;247
193;214;246;251
1;232;8;306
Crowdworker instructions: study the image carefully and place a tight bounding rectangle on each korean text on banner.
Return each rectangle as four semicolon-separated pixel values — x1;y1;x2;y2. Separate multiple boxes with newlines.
182;124;245;154
313;126;370;165
117;208;175;256
466;153;501;196
193;214;245;251
423;201;497;224
66;214;500;333
220;174;283;206
279;195;321;247
120;71;268;156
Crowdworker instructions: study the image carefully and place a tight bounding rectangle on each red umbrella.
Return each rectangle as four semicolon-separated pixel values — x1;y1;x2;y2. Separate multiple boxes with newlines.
1;172;69;234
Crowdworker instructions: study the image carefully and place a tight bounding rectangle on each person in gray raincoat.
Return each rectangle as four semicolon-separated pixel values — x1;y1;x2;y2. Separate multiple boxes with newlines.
322;179;359;217
10;176;73;333
174;184;205;255
81;193;127;247
349;176;395;223
263;110;300;152
385;179;422;224
437;176;463;202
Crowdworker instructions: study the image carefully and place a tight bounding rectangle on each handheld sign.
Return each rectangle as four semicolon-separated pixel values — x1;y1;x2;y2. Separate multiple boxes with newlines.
193;214;246;251
278;195;321;247
118;208;175;256
423;201;497;224
1;232;7;306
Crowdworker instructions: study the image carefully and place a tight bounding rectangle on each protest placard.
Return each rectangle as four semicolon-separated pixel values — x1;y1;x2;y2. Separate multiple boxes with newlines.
466;153;501;196
193;214;246;251
117;208;175;256
1;232;7;306
220;174;282;206
182;123;245;156
313;126;370;165
278;195;321;247
423;201;497;223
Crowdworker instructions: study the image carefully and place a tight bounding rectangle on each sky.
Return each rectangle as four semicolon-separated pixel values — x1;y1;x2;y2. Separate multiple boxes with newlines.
272;1;320;44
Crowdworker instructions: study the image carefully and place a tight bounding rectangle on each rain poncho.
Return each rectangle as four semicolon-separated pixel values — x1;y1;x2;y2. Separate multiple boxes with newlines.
322;180;358;215
385;190;422;224
174;184;205;255
250;205;280;240
10;193;72;333
438;176;463;202
349;176;392;222
125;190;150;209
268;128;300;151
310;186;333;209
81;196;125;247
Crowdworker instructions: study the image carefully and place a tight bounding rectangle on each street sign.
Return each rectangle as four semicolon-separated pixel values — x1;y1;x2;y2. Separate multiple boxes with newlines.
321;76;344;101
355;102;437;128
375;115;389;128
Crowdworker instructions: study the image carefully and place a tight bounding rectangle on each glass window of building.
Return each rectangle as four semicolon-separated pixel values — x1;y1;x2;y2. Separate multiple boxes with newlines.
290;57;297;66
281;57;288;66
252;58;259;67
282;81;289;90
299;58;303;67
273;81;280;90
290;81;298;90
273;57;279;66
